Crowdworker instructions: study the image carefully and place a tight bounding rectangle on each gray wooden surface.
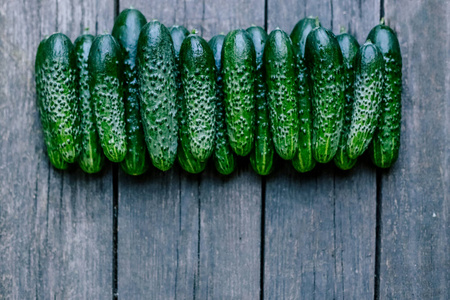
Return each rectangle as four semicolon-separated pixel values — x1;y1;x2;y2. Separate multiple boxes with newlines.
0;0;449;299
0;0;114;299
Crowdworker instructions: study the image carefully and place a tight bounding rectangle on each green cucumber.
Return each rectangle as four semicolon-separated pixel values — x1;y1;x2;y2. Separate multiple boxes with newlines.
170;25;190;123
177;134;207;174
305;26;345;163
89;34;127;163
35;33;80;164
290;17;318;172
246;26;274;175
367;20;402;168
263;28;299;160
137;20;178;171
171;26;206;174
221;29;257;156
112;8;149;175
74;33;105;173
209;34;237;175
180;33;216;161
333;30;359;170
291;17;321;58
35;38;69;170
347;41;384;159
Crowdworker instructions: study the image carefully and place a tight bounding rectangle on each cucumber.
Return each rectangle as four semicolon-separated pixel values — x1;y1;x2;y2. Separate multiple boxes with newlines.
367;20;402;168
137;20;178;171
347;41;384;159
180;33;216;161
35;38;69;170
112;8;149;175
35;33;80;164
333;30;359;170
89;34;127;163
290;17;321;58
170;25;189;123
305;26;345;163
209;34;237;175
171;26;206;174
246;26;274;175
74;33;105;173
177;134;207;174
263;28;299;160
221;29;256;156
170;26;190;60
290;17;318;172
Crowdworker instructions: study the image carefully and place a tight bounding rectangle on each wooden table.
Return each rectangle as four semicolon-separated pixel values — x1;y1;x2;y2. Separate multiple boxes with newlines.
0;0;448;299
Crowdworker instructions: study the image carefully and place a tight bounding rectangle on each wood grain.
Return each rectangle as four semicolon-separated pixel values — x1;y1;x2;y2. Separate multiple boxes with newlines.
0;0;114;298
264;1;379;299
119;0;265;40
378;0;450;298
197;163;262;299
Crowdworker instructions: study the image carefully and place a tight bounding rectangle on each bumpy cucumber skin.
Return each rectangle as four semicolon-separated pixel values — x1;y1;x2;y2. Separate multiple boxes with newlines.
221;29;257;156
290;17;318;172
137;21;178;171
246;26;274;175
263;29;299;160
171;26;205;174
305;27;345;163
88;34;127;163
180;34;217;161
170;25;190;123
112;9;149;175
177;134;207;174
347;42;384;159
35;38;69;170
74;34;105;173
334;33;359;170
209;34;237;175
36;33;81;164
367;24;402;168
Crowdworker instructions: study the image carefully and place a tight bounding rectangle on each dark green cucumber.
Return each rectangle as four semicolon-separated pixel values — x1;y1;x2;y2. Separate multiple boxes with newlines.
170;25;190;123
112;8;149;175
170;26;190;60
263;28;298;160
137;20;178;171
35;38;69;170
367;21;402;168
305;26;345;163
74;33;104;173
221;29;257;156
334;30;359;170
177;134;207;174
347;41;384;159
180;33;216;161
35;33;80;164
209;34;237;175
246;26;274;175
290;17;319;172
88;34;127;163
171;26;205;174
290;17;321;58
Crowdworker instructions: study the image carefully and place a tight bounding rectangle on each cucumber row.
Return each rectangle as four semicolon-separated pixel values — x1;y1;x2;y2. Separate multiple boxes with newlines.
35;11;401;175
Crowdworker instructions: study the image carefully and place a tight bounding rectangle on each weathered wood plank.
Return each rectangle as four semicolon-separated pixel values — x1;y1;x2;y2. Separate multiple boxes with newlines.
264;1;378;299
118;167;199;299
197;163;262;299
117;1;264;298
0;0;114;299
378;1;450;298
